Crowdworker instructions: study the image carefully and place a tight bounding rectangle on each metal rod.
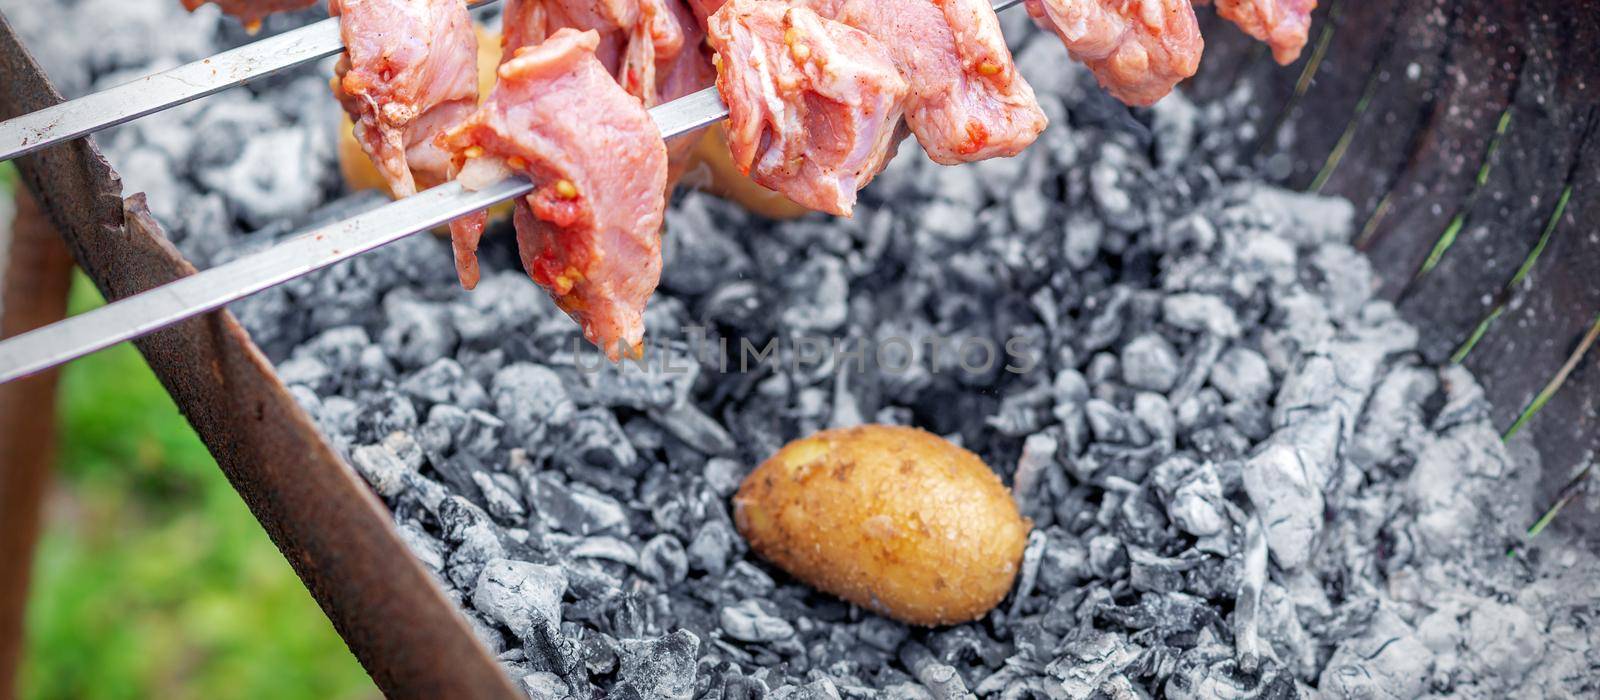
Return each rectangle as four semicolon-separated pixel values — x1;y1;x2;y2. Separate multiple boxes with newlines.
0;0;1027;383
0;86;728;384
0;0;500;163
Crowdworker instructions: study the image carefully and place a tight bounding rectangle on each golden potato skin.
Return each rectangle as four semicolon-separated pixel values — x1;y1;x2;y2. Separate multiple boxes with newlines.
734;425;1031;626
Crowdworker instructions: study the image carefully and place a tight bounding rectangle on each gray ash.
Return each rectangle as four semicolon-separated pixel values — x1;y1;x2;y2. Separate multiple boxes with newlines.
11;1;1600;698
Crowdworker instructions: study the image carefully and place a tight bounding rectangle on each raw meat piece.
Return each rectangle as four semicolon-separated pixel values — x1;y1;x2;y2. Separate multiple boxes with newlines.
655;0;720;179
1212;0;1316;65
814;0;1048;164
503;0;714;177
443;28;670;360
181;0;317;31
1025;0;1203;106
696;0;1047;165
501;0;687;105
686;0;723;26
706;0;908;216
331;0;480;198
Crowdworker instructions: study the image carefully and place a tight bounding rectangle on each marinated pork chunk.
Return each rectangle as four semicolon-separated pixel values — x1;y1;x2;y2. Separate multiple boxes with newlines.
181;0;317;31
808;0;1047;165
706;0;908;216
1025;0;1203;106
1211;0;1316;65
501;0;687;105
443;29;670;360
695;0;1044;164
502;0;713;177
331;0;480;198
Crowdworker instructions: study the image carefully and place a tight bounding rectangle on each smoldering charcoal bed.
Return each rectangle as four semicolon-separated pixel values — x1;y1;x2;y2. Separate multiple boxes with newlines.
3;0;1599;698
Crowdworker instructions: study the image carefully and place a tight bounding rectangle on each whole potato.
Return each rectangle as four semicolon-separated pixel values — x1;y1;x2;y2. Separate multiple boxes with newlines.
734;425;1030;626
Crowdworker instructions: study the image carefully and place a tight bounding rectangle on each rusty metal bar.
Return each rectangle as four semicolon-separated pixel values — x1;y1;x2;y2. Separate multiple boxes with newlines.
0;189;75;700
0;13;518;699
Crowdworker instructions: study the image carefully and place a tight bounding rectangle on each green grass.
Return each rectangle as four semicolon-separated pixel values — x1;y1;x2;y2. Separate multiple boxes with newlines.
8;187;376;699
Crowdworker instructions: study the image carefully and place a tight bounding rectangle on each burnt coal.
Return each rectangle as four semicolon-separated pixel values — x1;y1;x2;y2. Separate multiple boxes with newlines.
13;1;1600;698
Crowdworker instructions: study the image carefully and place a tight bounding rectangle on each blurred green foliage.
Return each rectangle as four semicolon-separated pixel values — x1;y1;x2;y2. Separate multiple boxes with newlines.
6;174;377;699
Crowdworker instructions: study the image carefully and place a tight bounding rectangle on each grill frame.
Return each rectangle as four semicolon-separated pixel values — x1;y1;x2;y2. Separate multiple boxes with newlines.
1188;0;1600;533
2;0;1597;692
0;13;521;699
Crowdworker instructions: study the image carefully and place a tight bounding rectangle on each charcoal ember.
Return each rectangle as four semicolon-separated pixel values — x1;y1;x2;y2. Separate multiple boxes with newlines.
1406;419;1516;556
1272;350;1381;438
1223;400;1272;442
917;199;982;246
721;600;797;643
350;442;416;499
398;358;487;409
475;559;569;642
1125;548;1202;594
720;673;772;700
688;519;739;577
465;612;510;655
1059;212;1106;272
559;354;696;411
897;642;972;700
1045;632;1142;700
521;670;570;699
1115;487;1172;549
703;457;746;499
529;474;630;536
553;408;640;475
569;536;640;569
396;520;447;573
1133;392;1176;450
662;195;755;296
353;391;418;444
1252;584;1318;682
1352;363;1438;470
416;404;501;462
615;630;700;699
1088;535;1128;580
277;355;333;393
297;326;370;382
1150;456;1228;538
451;273;551;342
197;127;324;228
1035;532;1090;596
580;632;621;676
1120;333;1181;393
639;534;689;585
775;255;850;333
650;405;738;457
526;617;586;689
1097;592;1222;645
1162;294;1242;339
702;280;778;337
1012;433;1062;523
770;677;843;700
1233;184;1356;247
1084;400;1150;446
1163;642;1295;700
471;471;527;522
1239;442;1323;571
1209;347;1272;405
377;292;460;369
1317;608;1432;700
562;560;624;601
493;364;575;448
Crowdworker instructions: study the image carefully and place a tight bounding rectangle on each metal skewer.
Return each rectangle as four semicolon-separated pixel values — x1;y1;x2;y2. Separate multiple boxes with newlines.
0;0;500;164
0;0;1025;383
0;86;728;384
